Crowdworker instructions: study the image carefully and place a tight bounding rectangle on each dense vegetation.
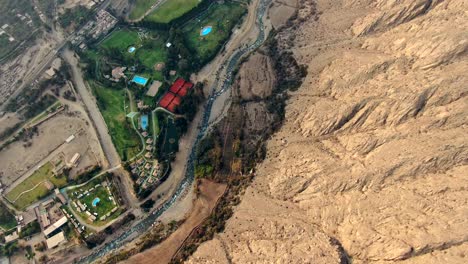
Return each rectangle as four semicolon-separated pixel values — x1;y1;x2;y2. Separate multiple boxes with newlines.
173;27;309;264
89;81;141;161
19;221;40;238
0;202;16;231
59;5;93;31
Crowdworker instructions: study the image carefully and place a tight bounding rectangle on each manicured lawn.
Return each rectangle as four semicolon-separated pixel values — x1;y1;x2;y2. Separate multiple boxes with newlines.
90;81;141;161
67;177;121;226
80;186;115;216
136;47;167;69
183;2;246;62
128;0;159;20
5;162;67;210
145;0;201;23
101;29;141;52
0;202;16;231
152;111;160;137
160;116;179;156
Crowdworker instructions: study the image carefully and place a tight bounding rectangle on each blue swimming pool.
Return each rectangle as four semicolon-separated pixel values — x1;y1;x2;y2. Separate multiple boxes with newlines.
200;26;212;36
132;75;148;86
128;46;136;53
141;115;148;131
92;197;100;207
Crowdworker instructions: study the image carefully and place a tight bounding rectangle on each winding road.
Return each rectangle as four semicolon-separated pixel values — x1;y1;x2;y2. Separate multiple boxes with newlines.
77;0;272;262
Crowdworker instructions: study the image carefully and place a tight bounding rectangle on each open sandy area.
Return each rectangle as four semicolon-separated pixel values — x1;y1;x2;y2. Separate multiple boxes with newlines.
0;107;100;188
124;180;226;264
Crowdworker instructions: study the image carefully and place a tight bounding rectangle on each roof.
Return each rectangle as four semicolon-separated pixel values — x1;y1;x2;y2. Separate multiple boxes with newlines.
46;231;66;249
4;232;18;243
43;216;68;237
172;95;182;106
169;78;185;94
159;93;176;108
167;102;177;112
177;82;193;97
146;81;162;97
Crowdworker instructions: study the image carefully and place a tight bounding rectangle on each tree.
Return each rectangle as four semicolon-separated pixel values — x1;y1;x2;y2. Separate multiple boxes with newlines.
25;245;35;260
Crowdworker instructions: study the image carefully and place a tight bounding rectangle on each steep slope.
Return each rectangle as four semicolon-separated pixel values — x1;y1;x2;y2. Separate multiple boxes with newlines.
187;0;468;263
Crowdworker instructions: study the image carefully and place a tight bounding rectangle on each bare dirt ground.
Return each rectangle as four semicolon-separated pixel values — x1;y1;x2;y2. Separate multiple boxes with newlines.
0;111;96;188
123;180;227;264
268;0;298;28
0;112;21;135
58;0;94;13
188;0;468;263
237;53;275;100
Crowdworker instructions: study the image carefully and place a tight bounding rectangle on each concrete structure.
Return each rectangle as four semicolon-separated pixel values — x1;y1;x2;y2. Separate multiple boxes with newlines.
55;189;67;204
111;66;126;81
45;67;56;78
4;232;18;243
65;135;75;143
46;231;66;249
43;216;68;237
69;153;80;166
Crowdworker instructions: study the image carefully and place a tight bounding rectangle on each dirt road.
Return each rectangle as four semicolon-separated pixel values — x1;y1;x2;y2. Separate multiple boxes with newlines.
63;49;120;168
123;180;227;264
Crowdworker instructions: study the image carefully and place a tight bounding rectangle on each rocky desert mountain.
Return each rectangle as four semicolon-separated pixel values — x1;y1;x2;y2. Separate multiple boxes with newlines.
187;0;468;263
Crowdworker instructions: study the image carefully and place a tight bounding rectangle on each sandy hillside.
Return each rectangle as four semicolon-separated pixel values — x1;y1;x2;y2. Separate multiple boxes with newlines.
187;0;468;263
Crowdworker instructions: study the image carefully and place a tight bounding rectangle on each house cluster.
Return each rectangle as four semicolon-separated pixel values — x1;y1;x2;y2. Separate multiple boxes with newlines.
72;9;117;50
108;66;127;82
62;207;86;237
34;199;69;249
130;157;161;190
69;181;117;223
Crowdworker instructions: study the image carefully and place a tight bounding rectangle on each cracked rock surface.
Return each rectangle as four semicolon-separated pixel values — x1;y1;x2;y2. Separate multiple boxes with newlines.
188;0;468;263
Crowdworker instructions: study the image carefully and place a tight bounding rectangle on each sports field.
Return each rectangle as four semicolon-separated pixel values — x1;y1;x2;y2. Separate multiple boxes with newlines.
145;0;201;24
101;29;141;52
0;202;16;230
5;162;67;210
183;2;246;62
128;0;159;20
90;82;141;161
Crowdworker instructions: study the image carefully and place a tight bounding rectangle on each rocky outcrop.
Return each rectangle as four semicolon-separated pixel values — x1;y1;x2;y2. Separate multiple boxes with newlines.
188;0;468;263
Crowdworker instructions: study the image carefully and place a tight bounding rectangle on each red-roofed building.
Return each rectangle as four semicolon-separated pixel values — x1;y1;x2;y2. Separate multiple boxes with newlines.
167;101;178;112
169;78;185;94
159;79;195;112
177;82;193;97
159;93;175;108
172;95;182;106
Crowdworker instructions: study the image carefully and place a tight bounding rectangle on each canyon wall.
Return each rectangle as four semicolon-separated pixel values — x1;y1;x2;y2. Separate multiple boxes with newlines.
187;0;467;263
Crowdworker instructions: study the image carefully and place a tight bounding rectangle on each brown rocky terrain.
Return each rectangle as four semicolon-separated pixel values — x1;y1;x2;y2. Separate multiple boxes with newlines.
187;0;468;263
237;53;276;100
